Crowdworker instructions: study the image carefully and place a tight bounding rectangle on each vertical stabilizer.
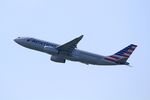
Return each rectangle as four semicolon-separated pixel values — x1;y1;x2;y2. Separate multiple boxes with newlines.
105;44;137;64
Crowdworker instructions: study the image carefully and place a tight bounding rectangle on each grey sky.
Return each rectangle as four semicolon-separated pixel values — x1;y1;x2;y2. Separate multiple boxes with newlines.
0;0;150;100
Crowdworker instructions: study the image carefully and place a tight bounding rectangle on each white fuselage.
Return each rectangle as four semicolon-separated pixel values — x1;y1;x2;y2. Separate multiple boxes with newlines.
14;37;118;65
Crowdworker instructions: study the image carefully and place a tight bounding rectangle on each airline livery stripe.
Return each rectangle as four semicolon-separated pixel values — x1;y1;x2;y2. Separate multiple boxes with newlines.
129;48;135;51
124;53;130;56
122;55;129;58
110;56;120;59
105;58;117;62
107;56;119;60
125;52;132;55
128;49;134;53
131;46;137;49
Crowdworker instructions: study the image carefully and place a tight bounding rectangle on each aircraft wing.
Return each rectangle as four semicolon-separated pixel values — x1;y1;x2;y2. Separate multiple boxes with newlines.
57;35;83;55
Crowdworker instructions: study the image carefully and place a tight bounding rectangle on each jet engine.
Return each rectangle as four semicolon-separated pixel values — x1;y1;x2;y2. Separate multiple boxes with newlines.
51;55;66;63
44;46;58;55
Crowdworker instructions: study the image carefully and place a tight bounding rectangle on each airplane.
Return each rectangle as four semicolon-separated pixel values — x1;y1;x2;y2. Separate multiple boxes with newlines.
14;35;137;66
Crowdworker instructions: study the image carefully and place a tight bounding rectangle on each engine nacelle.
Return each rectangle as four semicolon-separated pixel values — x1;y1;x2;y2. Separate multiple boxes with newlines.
44;46;58;55
51;55;66;63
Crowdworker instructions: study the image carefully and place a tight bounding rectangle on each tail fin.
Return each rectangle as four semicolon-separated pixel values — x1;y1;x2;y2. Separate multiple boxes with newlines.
105;44;137;64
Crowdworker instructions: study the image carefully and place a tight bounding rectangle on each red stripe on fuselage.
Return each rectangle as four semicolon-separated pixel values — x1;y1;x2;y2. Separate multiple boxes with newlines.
110;55;120;59
105;57;117;62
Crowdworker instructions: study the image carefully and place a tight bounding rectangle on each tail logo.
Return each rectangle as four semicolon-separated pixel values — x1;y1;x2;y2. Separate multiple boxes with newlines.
105;44;137;63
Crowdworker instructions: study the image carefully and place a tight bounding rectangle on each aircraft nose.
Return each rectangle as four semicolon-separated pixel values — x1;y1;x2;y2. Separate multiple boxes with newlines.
14;37;21;43
14;38;19;43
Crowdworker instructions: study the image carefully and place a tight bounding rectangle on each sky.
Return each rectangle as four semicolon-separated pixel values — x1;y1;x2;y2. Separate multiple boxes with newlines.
0;0;150;100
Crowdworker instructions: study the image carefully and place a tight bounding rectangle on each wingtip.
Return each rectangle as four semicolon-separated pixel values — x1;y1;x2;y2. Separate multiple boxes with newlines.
80;35;84;38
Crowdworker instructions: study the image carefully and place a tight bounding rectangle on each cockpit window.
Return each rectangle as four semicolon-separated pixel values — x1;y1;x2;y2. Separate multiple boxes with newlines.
27;39;30;42
27;38;32;42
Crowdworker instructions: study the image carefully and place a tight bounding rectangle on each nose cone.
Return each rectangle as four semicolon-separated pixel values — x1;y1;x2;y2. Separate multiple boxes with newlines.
14;38;20;44
14;38;17;42
14;37;30;47
14;37;23;45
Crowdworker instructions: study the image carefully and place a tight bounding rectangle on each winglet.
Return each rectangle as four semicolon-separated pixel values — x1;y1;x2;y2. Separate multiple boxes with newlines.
72;35;84;43
79;35;84;39
74;35;84;42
